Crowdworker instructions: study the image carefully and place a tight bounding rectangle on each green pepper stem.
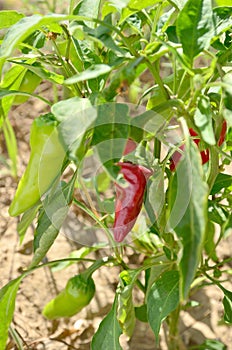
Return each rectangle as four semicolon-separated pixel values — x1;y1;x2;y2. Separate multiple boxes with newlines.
82;257;115;280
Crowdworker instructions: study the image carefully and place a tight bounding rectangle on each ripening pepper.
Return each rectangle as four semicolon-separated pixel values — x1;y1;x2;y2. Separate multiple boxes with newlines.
113;162;152;242
42;274;95;319
9;114;66;216
169;123;227;171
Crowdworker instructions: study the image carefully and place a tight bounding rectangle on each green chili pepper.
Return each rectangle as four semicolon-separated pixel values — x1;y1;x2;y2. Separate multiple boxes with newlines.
9;113;66;216
42;274;95;319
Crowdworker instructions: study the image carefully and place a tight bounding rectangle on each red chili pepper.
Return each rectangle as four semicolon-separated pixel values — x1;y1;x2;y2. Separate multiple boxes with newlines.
123;138;137;155
113;162;152;242
218;120;227;146
170;128;210;171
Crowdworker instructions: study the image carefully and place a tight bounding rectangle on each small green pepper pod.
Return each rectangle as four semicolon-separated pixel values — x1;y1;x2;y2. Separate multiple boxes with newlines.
9;114;66;216
42;274;95;319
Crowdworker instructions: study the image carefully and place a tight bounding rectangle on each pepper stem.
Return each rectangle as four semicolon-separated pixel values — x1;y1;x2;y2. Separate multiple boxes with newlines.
81;257;115;280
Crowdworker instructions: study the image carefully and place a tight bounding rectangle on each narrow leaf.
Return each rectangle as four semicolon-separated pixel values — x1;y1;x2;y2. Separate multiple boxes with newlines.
0;277;23;350
17;202;42;244
65;64;111;84
222;288;232;324
91;299;122;350
167;137;208;299
147;270;180;340
194;95;216;145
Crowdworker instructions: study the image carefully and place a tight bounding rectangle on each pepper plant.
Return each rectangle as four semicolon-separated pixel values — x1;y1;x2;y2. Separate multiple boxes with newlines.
0;0;232;349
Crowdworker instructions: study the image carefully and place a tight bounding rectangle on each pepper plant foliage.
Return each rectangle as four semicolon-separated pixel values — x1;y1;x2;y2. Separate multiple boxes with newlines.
0;0;232;349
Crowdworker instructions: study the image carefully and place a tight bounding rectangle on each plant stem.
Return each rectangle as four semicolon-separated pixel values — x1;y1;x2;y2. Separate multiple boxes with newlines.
168;305;186;350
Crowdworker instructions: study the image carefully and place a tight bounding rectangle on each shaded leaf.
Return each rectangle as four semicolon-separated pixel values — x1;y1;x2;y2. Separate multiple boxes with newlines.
147;270;180;340
211;173;232;195
91;299;122;350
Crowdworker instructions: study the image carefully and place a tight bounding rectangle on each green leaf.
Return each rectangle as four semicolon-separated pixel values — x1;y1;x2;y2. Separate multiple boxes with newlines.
73;0;101;28
2;118;17;177
11;61;64;84
176;0;215;64
0;11;24;29
193;339;227;350
117;270;137;337
167;137;208;299
91;299;122;350
0;14;85;59
222;288;232;324
30;175;76;267
204;221;218;262
52;97;95;162
91;103;130;177
211;173;232;195
17;202;42;244
222;73;232;127
120;0;161;23
213;6;232;36
135;304;148;322
0;277;23;350
65;64;112;84
194;95;216;146
168;0;187;9
147;270;180;340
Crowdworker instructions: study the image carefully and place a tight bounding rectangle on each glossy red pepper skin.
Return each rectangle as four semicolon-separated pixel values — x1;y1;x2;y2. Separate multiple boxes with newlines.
113;162;152;242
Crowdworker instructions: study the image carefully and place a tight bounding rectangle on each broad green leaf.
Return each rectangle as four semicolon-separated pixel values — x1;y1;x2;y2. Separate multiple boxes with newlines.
0;277;23;350
117;270;137;337
52;97;95;162
194;95;216;145
211;173;232;195
65;64;112;84
11;61;64;84
91;103;130;177
176;0;215;64
30;175;76;267
215;0;232;6
167;137;208;299
17;202;42;244
0;11;24;29
91;299;122;350
120;0;161;23
0;14;85;59
135;304;148;322
147;270;180;340
73;0;101;28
